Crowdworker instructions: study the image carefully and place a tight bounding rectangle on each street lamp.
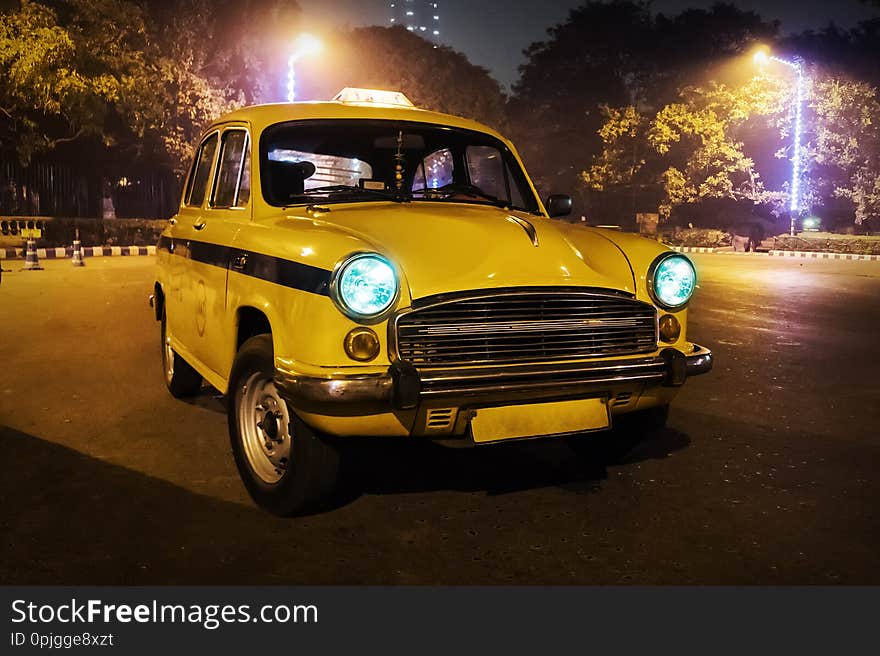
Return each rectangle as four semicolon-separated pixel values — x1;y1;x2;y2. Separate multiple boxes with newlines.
754;47;807;236
287;33;322;103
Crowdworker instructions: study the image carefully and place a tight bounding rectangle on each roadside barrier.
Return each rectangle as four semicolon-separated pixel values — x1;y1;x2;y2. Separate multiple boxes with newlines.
1;244;156;259
71;230;85;267
21;238;43;271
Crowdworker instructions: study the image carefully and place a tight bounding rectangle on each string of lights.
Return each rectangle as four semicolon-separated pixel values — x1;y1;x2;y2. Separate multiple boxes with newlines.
770;55;806;217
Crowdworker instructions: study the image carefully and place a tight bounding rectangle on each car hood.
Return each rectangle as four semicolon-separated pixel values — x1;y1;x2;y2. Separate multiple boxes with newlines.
286;202;636;301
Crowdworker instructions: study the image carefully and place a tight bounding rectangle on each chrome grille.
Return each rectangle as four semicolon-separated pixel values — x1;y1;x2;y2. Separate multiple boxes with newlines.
394;289;658;367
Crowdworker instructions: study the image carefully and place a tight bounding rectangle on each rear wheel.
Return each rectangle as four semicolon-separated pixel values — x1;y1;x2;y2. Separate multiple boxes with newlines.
566;405;669;464
161;310;202;398
228;334;341;516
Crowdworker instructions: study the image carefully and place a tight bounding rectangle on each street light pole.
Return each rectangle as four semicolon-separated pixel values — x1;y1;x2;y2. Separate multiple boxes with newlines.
771;55;805;237
756;49;806;236
286;34;322;103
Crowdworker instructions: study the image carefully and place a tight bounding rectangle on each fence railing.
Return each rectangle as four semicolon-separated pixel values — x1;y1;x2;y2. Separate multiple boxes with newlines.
1;157;179;219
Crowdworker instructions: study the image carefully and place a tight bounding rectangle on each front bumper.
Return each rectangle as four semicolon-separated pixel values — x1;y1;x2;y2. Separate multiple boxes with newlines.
276;344;713;416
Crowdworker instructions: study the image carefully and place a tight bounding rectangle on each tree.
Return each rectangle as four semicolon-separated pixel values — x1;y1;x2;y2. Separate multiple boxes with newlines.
584;77;789;220
811;76;880;225
508;1;778;206
145;0;303;106
0;0;307;172
0;0;155;163
309;26;506;130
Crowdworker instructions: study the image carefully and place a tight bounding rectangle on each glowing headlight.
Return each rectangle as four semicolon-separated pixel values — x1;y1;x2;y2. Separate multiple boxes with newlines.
332;253;398;321
648;253;696;309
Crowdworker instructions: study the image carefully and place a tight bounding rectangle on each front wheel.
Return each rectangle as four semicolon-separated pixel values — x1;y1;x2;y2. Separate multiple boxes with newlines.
228;334;341;516
566;405;669;465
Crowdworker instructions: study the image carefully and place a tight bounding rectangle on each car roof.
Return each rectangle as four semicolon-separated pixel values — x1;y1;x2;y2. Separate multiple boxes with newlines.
209;101;507;143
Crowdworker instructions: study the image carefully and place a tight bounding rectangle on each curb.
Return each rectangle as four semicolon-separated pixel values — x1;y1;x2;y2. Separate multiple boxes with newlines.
0;245;156;259
768;250;879;261
670;246;880;261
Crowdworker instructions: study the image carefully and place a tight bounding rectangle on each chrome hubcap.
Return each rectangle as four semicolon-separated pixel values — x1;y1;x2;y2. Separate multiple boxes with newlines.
238;372;292;484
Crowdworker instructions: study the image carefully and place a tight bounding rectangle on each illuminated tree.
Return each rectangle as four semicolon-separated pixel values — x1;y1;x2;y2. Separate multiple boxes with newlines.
584;78;789;219
0;0;154;163
811;77;880;225
509;1;777;203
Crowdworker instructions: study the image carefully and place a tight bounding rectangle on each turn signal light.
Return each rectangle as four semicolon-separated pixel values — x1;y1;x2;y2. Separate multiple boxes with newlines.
659;314;681;343
344;327;380;362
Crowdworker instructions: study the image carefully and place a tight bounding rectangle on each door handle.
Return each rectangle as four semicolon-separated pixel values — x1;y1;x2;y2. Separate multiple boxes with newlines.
231;253;248;271
193;218;207;230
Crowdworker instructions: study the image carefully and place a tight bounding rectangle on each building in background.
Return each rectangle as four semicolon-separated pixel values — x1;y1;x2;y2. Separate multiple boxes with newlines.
390;1;441;45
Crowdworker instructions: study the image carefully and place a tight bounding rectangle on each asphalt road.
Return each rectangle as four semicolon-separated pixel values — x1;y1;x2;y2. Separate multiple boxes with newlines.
1;253;878;584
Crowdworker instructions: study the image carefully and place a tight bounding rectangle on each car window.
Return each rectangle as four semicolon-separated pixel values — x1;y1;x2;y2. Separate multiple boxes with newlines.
212;129;249;208
412;148;454;191
506;163;526;208
238;146;251;205
186;132;218;207
466;146;505;199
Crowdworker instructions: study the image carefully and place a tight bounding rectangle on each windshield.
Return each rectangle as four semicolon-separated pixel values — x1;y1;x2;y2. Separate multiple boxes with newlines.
260;119;540;212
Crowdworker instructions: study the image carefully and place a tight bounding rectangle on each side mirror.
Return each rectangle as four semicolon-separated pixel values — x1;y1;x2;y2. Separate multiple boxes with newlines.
545;194;572;218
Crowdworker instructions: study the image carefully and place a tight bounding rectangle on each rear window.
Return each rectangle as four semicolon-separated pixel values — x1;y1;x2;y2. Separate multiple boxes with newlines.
212;129;250;208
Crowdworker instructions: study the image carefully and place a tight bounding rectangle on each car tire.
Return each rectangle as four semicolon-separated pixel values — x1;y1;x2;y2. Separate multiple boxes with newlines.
228;334;341;516
566;405;669;465
161;309;203;398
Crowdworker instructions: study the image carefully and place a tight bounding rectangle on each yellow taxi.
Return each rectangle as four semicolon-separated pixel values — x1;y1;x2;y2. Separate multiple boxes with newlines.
153;88;712;515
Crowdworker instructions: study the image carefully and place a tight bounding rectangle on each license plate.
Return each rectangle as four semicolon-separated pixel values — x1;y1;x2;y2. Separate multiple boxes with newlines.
470;397;610;444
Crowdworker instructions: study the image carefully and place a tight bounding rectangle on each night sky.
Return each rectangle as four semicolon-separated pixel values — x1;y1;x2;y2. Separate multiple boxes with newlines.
302;0;877;89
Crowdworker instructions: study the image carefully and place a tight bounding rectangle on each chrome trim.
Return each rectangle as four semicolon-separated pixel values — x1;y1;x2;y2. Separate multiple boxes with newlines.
685;344;713;376
417;358;667;400
390;287;658;366
275;344;712;417
275;370;393;416
506;215;539;247
647;252;696;311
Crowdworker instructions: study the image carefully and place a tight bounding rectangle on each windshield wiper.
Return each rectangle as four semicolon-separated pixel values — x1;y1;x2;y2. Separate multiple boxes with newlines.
410;182;509;208
301;184;405;202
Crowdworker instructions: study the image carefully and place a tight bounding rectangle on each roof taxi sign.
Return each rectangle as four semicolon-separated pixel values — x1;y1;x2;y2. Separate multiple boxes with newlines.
333;88;415;107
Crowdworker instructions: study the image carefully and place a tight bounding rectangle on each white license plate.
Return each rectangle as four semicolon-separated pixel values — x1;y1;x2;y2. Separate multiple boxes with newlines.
470;397;610;443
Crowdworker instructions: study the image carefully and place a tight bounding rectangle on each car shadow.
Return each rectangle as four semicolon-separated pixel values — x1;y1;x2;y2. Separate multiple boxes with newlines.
0;424;285;585
330;425;691;508
179;386;227;414
0;421;688;585
170;389;691;511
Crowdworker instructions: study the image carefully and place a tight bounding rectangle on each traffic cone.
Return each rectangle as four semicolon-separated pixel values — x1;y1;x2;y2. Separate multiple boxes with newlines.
21;238;43;271
71;230;85;267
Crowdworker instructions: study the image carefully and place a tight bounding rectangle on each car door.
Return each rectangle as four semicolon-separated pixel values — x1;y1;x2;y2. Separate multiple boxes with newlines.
166;130;220;370
197;125;252;378
169;125;249;381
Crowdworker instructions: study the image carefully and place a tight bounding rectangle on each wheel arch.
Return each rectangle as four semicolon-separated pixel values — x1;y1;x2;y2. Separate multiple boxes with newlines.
236;306;273;351
153;282;164;321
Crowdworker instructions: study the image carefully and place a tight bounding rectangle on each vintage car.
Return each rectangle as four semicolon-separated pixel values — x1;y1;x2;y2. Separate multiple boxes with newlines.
153;88;712;515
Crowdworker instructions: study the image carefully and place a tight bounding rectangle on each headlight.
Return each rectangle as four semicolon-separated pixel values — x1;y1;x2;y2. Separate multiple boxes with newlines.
648;253;696;309
331;253;399;322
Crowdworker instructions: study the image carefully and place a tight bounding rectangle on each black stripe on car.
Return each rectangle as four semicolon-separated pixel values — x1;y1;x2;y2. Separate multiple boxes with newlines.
156;236;331;297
